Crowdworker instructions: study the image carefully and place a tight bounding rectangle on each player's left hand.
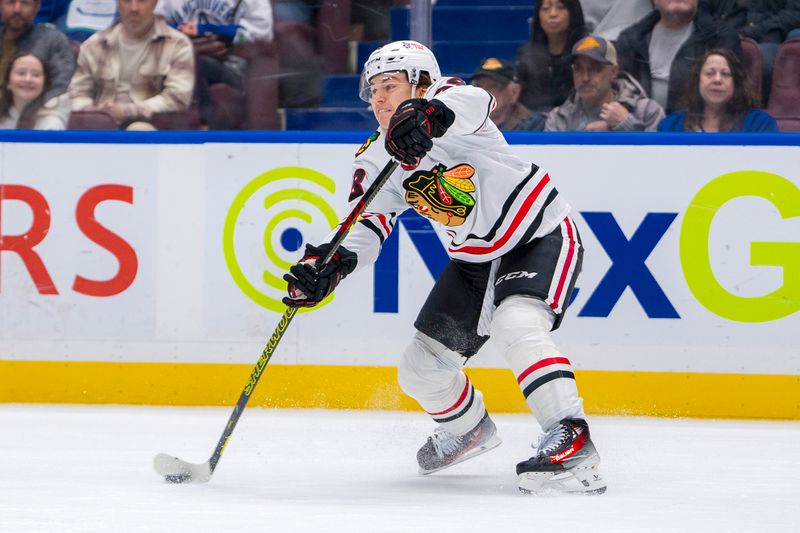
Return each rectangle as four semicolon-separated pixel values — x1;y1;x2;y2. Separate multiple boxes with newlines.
282;243;358;308
385;98;455;167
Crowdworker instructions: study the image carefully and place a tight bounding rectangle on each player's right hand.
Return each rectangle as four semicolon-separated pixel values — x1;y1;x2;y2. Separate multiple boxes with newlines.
282;244;358;308
385;98;454;167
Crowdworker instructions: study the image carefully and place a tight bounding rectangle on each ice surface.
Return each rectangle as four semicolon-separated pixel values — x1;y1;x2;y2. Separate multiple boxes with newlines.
1;405;798;532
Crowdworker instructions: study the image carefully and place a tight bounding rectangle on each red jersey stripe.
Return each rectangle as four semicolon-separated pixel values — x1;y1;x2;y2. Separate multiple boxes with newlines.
447;174;551;255
367;213;391;234
549;217;576;311
517;356;572;384
427;376;471;416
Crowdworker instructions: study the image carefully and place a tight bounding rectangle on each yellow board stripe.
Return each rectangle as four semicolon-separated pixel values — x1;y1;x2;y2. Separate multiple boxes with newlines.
1;360;798;419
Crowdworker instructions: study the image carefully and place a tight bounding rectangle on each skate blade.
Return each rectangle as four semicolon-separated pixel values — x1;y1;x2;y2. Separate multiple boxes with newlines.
419;435;503;475
518;465;606;496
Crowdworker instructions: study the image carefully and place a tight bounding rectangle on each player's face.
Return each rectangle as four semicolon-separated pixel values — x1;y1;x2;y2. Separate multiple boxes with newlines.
369;72;414;130
699;54;734;109
7;54;45;106
538;0;570;38
572;56;617;107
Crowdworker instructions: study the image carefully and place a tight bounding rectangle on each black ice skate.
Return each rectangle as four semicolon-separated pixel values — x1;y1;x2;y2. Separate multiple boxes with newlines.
516;418;606;495
417;413;502;475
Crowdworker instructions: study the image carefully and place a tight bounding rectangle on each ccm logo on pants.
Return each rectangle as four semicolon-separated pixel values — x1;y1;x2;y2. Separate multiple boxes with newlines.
495;270;538;285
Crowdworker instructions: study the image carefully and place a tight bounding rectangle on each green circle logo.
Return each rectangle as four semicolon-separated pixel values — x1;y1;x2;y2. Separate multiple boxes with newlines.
223;167;339;312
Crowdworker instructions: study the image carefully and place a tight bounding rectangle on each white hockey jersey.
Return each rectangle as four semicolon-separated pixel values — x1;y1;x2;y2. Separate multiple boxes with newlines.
338;77;570;267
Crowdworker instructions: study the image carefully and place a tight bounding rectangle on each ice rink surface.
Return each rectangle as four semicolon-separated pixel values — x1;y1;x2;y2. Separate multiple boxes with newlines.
2;405;798;533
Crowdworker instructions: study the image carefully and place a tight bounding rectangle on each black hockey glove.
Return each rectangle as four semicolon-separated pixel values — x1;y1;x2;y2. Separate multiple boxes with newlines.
385;98;455;167
282;243;358;308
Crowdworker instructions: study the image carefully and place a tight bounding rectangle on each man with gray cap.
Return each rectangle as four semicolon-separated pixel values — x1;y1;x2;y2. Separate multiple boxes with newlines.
471;57;545;131
545;35;664;132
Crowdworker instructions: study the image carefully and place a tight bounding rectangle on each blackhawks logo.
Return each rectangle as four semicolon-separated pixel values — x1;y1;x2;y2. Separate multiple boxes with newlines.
402;163;476;226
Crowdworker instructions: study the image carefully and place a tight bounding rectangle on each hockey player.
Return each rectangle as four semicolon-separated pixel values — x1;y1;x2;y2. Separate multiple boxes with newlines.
283;41;606;495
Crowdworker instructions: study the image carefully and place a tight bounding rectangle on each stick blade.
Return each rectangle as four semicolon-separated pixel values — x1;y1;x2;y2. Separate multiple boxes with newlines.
153;453;212;484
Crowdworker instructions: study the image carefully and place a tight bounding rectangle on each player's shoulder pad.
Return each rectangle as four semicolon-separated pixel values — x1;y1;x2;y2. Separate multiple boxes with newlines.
355;130;381;157
426;76;467;99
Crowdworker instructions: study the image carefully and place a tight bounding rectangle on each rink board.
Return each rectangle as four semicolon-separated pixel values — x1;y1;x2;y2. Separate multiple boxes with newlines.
0;132;798;419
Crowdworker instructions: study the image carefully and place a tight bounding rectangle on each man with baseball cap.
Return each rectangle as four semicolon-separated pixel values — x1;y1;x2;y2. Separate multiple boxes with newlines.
471;57;545;131
545;35;664;132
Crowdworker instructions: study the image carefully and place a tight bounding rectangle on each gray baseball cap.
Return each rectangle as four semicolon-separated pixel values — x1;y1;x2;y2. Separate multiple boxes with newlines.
571;35;618;66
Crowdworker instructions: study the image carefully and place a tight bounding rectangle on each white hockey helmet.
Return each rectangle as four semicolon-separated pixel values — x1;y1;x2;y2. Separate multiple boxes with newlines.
359;40;441;102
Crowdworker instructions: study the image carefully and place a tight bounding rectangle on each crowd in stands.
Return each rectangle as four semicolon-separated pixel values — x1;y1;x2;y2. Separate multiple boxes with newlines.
475;0;797;132
0;0;797;132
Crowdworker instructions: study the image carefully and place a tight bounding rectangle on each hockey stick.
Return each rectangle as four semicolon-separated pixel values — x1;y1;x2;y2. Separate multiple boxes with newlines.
153;159;399;484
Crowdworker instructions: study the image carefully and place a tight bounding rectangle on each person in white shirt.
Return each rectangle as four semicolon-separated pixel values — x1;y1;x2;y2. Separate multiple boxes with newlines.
282;41;606;496
579;0;654;41
0;52;69;129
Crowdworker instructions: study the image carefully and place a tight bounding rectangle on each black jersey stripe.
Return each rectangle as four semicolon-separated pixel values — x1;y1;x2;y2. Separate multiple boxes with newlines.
453;164;541;246
521;370;575;399
516;188;559;245
432;387;475;423
472;94;495;134
359;218;386;245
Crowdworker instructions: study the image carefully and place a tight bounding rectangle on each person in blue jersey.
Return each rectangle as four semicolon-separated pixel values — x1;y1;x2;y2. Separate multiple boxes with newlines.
282;40;606;496
658;48;778;132
155;0;273;128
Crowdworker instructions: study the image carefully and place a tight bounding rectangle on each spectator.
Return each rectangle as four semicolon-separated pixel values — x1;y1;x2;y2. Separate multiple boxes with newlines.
546;35;665;131
658;48;778;131
702;0;800;42
0;0;75;122
69;0;195;130
515;0;588;112
701;0;800;100
471;57;546;131
616;0;742;114
580;0;655;41
156;0;273;129
0;52;68;128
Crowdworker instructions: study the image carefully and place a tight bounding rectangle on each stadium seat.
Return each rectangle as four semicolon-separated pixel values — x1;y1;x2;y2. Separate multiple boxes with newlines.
320;75;362;107
234;39;281;129
739;36;763;104
284;107;375;130
766;38;800;132
390;6;530;42
67;110;117;130
317;0;351;74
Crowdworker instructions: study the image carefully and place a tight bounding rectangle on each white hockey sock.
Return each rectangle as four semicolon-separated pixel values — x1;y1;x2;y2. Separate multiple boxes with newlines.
491;296;585;432
398;331;487;436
